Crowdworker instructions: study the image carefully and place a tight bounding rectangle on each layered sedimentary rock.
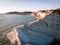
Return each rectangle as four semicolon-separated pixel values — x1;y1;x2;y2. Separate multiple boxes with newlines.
29;10;60;39
7;9;60;45
31;9;60;19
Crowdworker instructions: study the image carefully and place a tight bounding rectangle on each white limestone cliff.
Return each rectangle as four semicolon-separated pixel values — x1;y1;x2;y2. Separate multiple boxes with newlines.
7;9;60;45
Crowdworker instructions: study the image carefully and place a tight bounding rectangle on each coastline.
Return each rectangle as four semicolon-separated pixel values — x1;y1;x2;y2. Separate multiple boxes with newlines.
0;8;60;45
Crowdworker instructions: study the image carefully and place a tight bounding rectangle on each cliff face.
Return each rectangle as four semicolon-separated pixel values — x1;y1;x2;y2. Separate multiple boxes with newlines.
31;10;53;19
31;9;60;19
6;9;60;45
29;10;60;39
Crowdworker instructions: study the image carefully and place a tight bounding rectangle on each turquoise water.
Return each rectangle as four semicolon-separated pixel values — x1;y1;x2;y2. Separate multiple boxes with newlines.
0;14;36;34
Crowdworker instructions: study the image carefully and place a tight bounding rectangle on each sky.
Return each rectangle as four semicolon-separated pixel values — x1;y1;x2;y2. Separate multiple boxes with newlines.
0;0;60;13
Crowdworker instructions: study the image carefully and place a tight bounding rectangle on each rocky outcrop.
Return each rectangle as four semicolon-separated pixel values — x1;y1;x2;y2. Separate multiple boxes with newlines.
31;8;60;19
6;8;60;45
31;10;53;19
24;9;60;40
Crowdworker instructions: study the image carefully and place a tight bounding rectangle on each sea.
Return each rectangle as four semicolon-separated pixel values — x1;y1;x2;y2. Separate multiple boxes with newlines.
0;14;36;34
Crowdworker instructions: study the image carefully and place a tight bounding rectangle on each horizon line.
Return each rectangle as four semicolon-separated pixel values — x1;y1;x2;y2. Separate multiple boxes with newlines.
0;8;60;13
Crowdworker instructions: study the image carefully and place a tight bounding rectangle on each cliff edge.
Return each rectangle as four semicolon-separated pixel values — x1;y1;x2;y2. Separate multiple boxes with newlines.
6;9;60;45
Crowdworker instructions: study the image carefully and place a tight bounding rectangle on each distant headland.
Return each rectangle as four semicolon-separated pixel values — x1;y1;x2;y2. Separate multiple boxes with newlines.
6;8;60;18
